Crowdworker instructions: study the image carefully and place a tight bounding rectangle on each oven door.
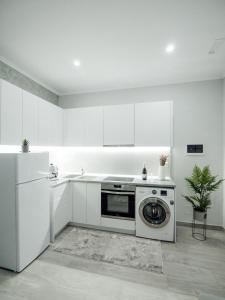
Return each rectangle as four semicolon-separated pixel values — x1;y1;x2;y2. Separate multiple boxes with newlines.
101;190;135;219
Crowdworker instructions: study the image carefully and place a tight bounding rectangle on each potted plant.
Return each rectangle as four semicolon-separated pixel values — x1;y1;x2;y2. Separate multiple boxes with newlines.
21;138;30;153
183;165;223;221
159;154;168;180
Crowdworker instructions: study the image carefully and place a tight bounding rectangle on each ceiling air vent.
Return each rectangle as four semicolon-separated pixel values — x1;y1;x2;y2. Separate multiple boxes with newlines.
208;38;225;54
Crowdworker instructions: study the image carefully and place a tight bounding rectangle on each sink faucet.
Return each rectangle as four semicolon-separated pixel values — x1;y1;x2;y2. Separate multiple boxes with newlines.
81;168;85;176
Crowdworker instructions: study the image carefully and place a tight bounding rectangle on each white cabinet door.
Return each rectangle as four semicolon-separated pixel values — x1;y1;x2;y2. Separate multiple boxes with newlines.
22;90;38;145
38;98;52;145
64;108;85;146
86;183;101;226
52;105;63;146
135;101;172;146
103;104;134;145
85;107;103;146
51;183;72;240
72;182;86;223
0;80;22;145
38;98;63;146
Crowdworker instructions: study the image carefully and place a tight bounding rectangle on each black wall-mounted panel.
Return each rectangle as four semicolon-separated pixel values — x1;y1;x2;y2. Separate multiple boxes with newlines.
187;144;203;154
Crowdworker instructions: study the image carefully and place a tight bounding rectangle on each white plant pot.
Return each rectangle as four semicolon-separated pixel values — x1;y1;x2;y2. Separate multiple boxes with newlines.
159;166;166;180
22;144;29;153
194;209;207;222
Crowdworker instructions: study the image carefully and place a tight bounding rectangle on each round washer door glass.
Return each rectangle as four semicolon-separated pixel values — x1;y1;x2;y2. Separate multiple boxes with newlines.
139;197;170;228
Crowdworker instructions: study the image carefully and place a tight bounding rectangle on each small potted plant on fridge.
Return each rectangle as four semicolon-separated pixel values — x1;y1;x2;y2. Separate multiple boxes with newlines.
159;154;168;180
183;165;223;222
21;138;30;153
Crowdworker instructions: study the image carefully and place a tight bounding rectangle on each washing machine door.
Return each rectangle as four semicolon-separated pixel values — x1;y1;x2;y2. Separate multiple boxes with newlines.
139;197;171;228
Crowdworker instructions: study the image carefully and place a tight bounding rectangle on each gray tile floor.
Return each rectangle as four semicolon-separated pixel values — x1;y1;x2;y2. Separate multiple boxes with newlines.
0;225;224;300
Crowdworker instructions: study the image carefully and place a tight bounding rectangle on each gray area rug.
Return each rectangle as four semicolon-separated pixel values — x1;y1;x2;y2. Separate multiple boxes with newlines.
53;227;163;273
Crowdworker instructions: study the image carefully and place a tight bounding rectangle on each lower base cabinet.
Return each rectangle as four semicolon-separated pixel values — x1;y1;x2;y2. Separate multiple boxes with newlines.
72;182;101;226
50;183;72;241
72;182;86;224
52;181;136;238
101;217;135;232
86;183;101;226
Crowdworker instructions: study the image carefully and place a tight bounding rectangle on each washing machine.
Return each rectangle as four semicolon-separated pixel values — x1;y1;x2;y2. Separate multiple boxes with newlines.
136;186;175;242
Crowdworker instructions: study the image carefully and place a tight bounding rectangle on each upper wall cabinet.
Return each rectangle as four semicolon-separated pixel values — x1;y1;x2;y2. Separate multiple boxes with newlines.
38;98;63;146
64;107;103;146
135;101;172;146
64;108;86;146
0;80;63;146
85;107;103;146
22;90;38;145
0;80;23;145
103;104;134;146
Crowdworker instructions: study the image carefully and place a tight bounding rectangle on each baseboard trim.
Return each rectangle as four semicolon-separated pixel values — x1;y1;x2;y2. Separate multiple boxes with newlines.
69;222;135;235
176;221;224;231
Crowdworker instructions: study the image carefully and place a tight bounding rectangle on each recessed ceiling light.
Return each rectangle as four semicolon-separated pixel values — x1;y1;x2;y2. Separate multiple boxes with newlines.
73;59;81;67
165;44;175;53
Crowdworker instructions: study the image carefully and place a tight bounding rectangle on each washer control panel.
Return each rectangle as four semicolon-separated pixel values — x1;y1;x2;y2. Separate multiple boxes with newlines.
151;189;168;196
136;187;174;200
160;190;167;196
152;189;157;195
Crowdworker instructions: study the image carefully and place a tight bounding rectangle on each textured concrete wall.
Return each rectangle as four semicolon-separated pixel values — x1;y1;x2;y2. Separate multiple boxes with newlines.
0;60;58;105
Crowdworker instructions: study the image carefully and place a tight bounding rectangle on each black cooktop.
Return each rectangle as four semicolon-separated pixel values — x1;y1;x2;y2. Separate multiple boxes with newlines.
104;176;134;182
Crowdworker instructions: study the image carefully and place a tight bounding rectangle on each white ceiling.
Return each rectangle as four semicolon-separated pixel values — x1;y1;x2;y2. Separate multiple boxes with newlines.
0;0;225;95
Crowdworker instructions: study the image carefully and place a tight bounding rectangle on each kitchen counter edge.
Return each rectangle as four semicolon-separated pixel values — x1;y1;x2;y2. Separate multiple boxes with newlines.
50;177;176;188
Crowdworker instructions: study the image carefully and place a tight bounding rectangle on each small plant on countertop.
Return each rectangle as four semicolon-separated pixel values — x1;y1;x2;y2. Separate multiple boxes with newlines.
160;154;168;166
22;138;29;146
21;138;30;153
183;165;223;212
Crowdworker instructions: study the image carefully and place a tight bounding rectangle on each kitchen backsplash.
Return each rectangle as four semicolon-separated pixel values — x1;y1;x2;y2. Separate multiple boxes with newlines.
49;147;171;177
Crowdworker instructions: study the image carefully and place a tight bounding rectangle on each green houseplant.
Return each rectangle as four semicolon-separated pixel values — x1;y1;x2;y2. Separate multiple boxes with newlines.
21;138;30;153
183;165;223;221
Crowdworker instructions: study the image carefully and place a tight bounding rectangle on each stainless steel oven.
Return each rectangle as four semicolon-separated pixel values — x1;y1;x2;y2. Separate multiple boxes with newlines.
101;183;135;220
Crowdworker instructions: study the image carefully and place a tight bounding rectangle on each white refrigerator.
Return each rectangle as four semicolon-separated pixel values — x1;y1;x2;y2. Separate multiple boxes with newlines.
0;152;50;272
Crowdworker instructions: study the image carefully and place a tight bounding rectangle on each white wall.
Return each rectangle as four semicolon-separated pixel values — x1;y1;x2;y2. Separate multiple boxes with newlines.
59;79;223;226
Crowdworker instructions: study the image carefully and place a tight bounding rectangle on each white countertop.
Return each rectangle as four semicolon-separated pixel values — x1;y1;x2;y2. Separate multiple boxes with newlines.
50;173;176;188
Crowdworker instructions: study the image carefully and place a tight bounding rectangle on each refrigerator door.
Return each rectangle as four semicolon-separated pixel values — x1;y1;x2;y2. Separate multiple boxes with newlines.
16;152;49;184
16;178;50;272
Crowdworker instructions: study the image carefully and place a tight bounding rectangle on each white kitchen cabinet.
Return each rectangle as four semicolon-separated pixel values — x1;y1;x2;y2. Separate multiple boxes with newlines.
85;107;103;146
72;182;101;226
22;90;38;145
38;98;63;146
103;104;134;146
86;183;101;226
72;182;86;223
0;80;23;145
51;183;72;241
64;108;85;146
53;105;63;146
64;107;103;146
135;101;172;146
101;217;135;231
